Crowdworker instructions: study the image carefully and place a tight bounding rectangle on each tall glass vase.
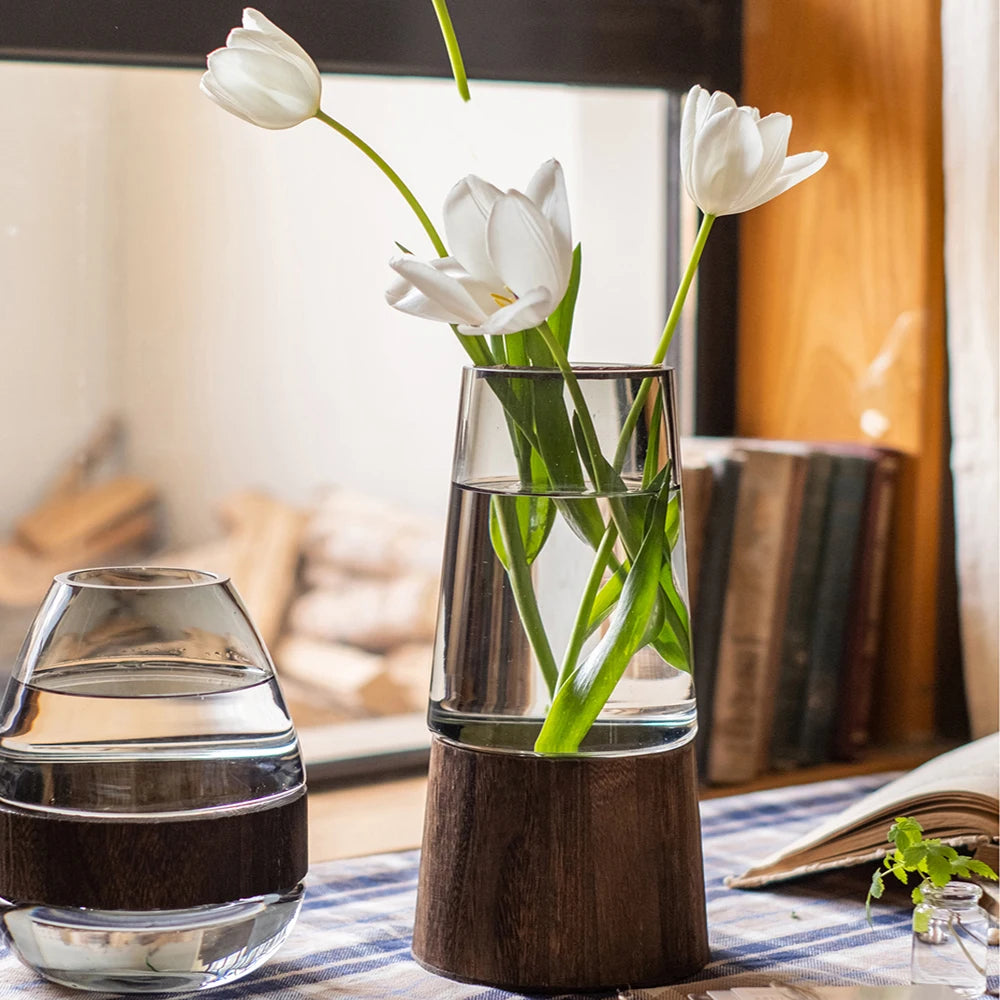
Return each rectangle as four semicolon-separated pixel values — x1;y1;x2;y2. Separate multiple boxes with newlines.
414;364;708;993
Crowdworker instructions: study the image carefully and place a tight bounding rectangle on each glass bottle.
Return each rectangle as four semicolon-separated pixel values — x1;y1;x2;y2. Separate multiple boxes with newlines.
0;567;307;993
910;880;990;998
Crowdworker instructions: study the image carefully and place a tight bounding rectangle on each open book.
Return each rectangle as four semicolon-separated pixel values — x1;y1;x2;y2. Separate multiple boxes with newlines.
728;733;999;888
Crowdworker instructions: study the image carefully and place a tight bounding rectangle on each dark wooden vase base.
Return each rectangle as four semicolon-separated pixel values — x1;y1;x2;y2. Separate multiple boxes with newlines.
0;790;308;910
413;737;710;993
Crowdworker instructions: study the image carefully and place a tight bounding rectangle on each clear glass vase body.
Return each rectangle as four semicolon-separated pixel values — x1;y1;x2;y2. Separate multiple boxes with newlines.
428;364;696;755
910;881;990;998
0;568;307;993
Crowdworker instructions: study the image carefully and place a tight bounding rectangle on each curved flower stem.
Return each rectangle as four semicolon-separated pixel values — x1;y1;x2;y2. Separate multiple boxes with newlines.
313;109;496;367
431;0;470;102
652;212;715;364
611;212;716;473
557;520;620;690
535;321;610;492
494;495;559;694
315;109;447;258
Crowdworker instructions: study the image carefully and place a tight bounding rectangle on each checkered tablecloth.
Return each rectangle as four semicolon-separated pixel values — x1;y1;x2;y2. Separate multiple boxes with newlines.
1;773;995;998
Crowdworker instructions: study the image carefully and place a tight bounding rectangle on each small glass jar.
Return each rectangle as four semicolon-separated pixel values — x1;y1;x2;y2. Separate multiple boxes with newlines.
910;880;990;998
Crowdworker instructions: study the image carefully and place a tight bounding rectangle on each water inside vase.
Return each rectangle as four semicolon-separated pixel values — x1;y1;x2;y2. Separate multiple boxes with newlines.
428;479;697;755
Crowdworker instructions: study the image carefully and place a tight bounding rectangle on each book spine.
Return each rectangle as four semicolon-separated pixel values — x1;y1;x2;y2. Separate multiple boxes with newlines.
832;452;901;759
680;463;714;606
769;451;835;770
796;455;872;766
707;450;807;785
692;456;743;781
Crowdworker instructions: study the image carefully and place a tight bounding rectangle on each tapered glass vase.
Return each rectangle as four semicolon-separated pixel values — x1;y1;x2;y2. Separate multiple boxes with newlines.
413;365;709;993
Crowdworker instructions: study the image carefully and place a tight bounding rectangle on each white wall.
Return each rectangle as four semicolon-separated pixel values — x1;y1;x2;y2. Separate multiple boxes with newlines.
1;62;666;546
0;63;121;532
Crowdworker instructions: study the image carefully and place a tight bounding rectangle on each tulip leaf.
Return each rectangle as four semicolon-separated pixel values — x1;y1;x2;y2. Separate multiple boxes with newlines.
488;492;556;569
491;495;559;694
548;244;582;354
534;477;672;753
641;389;664;488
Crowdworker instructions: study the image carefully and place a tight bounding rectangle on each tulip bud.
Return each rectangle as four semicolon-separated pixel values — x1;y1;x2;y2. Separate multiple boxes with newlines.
201;8;322;130
680;85;827;217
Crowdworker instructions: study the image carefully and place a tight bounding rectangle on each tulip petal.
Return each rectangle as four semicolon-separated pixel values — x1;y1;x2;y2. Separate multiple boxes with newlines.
226;27;322;98
444;176;504;287
240;9;318;72
526;160;572;263
726;112;792;213
689;106;765;216
203;48;319;128
387;256;493;326
457;288;552;337
735;150;829;214
486;192;569;303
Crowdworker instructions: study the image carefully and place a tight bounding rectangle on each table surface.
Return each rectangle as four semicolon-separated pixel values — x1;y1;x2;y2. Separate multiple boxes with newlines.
1;772;996;999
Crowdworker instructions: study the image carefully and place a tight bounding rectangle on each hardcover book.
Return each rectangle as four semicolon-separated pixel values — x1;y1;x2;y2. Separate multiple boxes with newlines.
728;734;999;888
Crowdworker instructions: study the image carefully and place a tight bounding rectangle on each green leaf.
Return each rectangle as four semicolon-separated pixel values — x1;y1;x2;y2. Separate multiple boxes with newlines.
641;389;664;489
865;869;885;924
923;845;954;886
489;493;556;569
394;240;413;255
547;244;582;353
911;885;925;904
902;844;929;869
534;479;671;753
889;816;924;849
963;858;999;880
912;908;930;934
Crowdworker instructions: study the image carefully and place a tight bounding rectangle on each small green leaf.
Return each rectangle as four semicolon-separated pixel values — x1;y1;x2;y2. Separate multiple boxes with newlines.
912;908;930;934
889;816;924;849
923;845;954;886
963;858;999;880
911;885;925;904
394;240;413;255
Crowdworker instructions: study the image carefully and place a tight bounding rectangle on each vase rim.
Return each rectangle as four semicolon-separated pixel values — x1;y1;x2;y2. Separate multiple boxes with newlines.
55;566;229;591
468;362;673;379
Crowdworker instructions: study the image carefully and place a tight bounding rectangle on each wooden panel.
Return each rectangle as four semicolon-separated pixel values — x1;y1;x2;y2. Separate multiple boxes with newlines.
737;0;945;742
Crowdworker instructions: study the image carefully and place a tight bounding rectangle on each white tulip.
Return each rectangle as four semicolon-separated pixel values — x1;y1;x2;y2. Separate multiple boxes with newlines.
201;9;321;130
386;160;574;337
680;84;827;217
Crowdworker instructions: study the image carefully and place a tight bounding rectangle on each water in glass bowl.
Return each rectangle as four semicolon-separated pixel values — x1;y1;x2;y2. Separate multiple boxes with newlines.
0;658;306;993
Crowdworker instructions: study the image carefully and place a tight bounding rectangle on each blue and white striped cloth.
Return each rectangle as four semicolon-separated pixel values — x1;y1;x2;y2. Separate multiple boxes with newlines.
1;774;995;998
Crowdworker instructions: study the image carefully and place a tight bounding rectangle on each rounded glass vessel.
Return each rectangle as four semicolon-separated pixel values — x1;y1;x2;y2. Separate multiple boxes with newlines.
428;365;697;755
0;568;307;993
910;880;990;998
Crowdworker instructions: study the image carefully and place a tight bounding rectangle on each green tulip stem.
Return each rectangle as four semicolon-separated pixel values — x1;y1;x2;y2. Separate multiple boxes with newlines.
652;212;715;364
536;321;611;493
611;211;717;473
430;0;471;102
313;109;495;368
557;520;620;690
314;109;448;259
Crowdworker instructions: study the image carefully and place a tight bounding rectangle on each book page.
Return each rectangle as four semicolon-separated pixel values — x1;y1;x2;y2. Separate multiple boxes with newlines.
730;734;998;886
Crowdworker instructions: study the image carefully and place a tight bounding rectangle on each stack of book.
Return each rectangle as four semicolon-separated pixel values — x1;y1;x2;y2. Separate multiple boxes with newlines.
681;437;902;785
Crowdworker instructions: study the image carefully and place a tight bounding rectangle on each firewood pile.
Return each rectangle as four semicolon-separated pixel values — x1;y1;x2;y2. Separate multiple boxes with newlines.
0;422;440;727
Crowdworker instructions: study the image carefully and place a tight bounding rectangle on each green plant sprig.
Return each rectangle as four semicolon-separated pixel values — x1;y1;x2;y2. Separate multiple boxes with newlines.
865;816;998;924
